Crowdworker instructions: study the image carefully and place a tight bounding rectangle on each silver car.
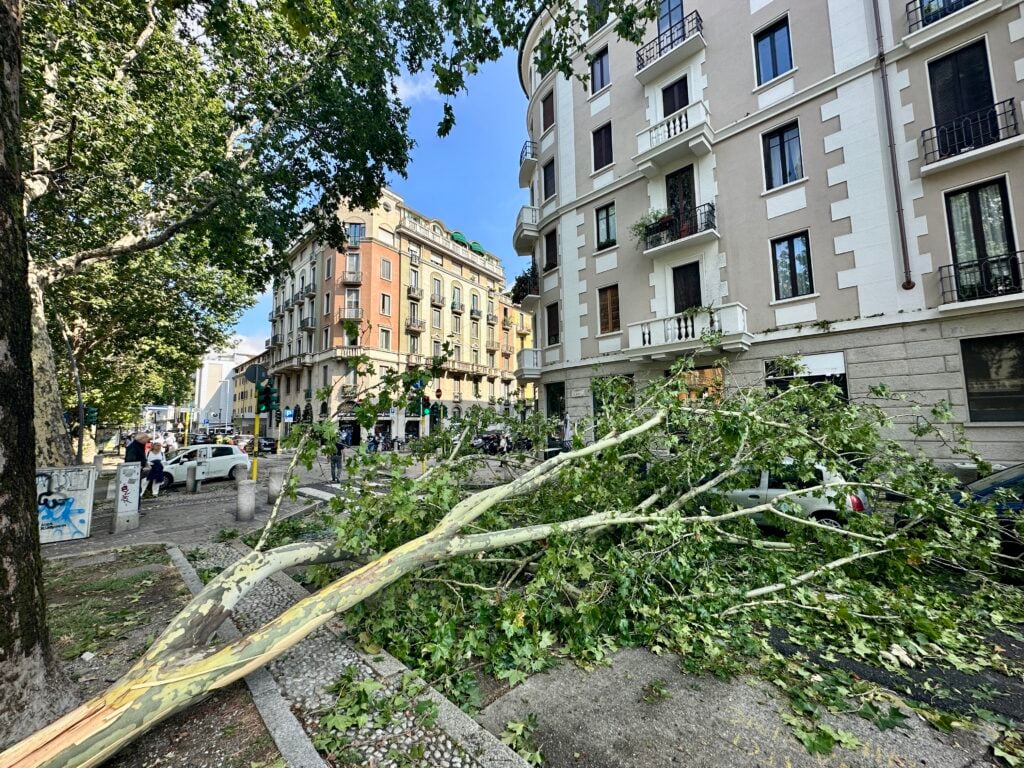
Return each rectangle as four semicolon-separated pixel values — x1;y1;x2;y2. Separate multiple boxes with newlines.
726;461;870;528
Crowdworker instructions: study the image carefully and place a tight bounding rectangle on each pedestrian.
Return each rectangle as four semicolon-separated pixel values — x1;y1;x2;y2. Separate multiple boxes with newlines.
146;440;166;497
124;432;149;494
330;433;345;483
164;431;178;453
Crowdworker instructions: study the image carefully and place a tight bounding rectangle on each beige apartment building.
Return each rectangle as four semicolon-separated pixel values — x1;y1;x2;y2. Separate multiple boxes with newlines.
267;189;535;442
513;0;1024;465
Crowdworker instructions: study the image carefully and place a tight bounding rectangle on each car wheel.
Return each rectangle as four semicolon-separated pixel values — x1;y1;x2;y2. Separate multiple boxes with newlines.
812;512;844;529
161;475;174;492
230;465;247;482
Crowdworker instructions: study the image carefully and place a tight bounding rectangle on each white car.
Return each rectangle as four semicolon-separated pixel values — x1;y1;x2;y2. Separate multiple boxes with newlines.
726;460;870;528
160;444;251;490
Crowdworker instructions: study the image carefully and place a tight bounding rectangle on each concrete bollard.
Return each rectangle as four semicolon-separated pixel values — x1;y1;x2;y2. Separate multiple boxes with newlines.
236;480;256;522
93;453;104;472
268;466;286;504
186;464;200;494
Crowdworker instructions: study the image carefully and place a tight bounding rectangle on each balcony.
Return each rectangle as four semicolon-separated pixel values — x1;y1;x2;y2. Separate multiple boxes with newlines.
500;317;511;330
274;355;303;373
283;297;293;310
939;252;1023;305
264;338;272;349
444;359;474;375
516;323;530;336
407;285;423;300
513;206;540;256
270;334;283;347
518;140;538;189
642;204;718;254
635;10;705;84
501;344;514;357
430;292;445;308
335;306;364;322
304;285;316;298
292;291;303;305
397;215;505;281
626;303;753;359
267;310;275;322
501;370;515;382
408;251;421;266
921;99;1020;173
341;270;362;284
470;307;482;320
329;345;364;360
907;0;980;33
298;317;316;332
301;353;313;367
339;384;358;400
514;348;541;381
485;338;499;352
452;392;462;403
451;302;465;315
405;318;426;334
634;101;713;176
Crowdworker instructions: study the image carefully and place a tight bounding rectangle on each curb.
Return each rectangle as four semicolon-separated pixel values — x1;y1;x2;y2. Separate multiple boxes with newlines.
166;545;328;768
226;539;530;768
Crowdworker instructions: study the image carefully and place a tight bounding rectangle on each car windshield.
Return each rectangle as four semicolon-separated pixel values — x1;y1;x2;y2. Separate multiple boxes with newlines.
968;464;1024;494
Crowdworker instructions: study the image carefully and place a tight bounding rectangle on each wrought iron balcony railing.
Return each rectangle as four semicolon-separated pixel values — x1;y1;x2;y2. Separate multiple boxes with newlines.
938;251;1023;304
520;140;538;166
642;203;717;252
922;98;1019;164
906;0;979;32
636;10;703;72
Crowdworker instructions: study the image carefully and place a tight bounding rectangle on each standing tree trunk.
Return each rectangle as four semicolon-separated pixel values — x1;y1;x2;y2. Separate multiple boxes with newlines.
28;262;73;468
0;0;75;748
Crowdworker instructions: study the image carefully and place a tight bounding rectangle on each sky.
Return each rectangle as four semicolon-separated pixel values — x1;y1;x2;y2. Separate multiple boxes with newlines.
231;52;530;356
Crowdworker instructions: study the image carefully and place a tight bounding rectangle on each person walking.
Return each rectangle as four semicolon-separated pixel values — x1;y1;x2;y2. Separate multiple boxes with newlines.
146;440;166;497
163;431;178;453
329;433;345;484
125;432;149;497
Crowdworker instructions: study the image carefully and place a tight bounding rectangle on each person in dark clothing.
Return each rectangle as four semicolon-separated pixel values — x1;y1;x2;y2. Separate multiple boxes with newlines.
330;435;345;483
124;433;148;466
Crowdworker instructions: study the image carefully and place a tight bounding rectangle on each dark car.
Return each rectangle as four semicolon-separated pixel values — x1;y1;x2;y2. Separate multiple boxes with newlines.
257;436;278;454
955;464;1024;557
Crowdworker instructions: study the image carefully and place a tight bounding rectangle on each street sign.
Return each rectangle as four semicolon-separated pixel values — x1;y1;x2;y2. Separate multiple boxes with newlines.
435;388;442;399
244;364;268;384
203;418;210;425
283;408;294;424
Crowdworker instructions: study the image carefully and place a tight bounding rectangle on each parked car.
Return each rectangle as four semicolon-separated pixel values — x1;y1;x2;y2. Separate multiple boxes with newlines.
954;464;1024;555
160;444;251;490
257;436;278;454
724;460;871;528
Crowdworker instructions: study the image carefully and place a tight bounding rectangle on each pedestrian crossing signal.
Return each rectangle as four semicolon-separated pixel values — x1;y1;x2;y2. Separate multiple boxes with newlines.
257;380;279;413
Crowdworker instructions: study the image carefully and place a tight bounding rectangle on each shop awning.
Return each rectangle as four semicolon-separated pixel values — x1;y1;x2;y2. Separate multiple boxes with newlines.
469;241;485;255
451;231;469;246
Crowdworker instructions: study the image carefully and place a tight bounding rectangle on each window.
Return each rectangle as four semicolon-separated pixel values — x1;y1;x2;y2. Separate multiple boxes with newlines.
944;178;1018;301
408;243;420;260
928;41;996;160
541;91;554;131
322;328;330;350
488;351;496;368
379;228;395;247
381;259;392;280
409;335;419;354
596;203;616;249
598;285;620;334
325;256;333;278
381;294;391;315
771;232;814;300
546;382;566;419
410;268;419;287
379;328;391;351
432;308;442;328
543;229;558;271
471;293;479;310
471;321;479;338
212;446;233;459
592;123;613;171
754;17;792;85
432;277;442;296
454;344;462;361
347;222;366;244
662;76;688;116
591;47;610;91
587;0;609;32
472;348;479;364
433;339;443;357
763;122;802;190
345;288;359;308
452;285;462;304
962;334;1024;422
324;293;332;314
453;315;461;333
658;0;684;33
546;302;561;345
322;365;329;387
409;301;419;321
542;160;556;200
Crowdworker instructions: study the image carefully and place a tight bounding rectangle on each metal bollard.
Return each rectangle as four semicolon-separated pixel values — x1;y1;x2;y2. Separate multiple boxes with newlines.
236;480;256;522
186;464;200;494
268;466;286;504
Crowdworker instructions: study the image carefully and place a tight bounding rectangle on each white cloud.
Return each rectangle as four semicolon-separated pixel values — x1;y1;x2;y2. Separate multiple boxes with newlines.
232;334;265;357
396;72;441;104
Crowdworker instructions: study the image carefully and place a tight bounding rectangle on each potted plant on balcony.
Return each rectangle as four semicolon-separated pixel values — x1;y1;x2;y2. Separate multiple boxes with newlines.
630;209;671;249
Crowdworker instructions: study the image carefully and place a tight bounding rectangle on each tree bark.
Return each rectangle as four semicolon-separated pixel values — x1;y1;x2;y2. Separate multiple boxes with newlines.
0;0;75;748
27;262;73;468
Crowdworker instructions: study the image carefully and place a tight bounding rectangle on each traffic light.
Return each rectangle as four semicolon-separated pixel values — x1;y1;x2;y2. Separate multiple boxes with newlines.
422;395;431;416
257;380;279;413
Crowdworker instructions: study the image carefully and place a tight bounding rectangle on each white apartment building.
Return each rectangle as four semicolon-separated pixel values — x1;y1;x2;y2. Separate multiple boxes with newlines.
513;0;1024;465
192;349;254;428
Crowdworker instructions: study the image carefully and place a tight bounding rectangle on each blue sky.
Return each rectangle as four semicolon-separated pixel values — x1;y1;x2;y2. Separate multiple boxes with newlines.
232;52;529;354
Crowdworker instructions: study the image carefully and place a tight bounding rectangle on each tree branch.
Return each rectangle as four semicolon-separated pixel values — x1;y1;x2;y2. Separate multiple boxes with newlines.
114;0;159;83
